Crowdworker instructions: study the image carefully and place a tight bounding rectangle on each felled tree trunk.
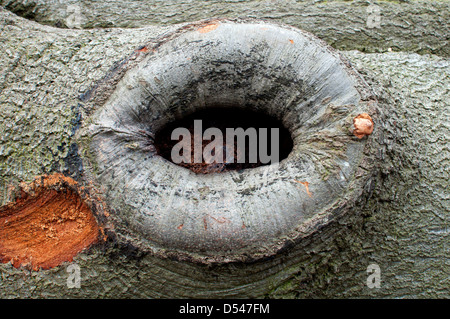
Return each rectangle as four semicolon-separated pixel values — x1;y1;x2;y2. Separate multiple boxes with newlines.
0;1;448;298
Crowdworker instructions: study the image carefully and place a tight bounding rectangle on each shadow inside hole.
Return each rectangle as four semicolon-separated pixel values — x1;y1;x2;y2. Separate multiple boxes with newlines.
154;107;294;174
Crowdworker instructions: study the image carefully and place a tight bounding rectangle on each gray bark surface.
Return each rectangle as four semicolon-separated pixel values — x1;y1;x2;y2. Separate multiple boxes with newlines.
0;1;448;298
80;18;382;264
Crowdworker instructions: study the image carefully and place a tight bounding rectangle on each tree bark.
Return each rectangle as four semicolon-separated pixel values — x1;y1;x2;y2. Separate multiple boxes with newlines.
0;1;448;298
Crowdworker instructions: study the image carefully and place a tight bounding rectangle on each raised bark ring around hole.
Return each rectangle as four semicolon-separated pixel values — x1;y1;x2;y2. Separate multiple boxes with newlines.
79;19;380;263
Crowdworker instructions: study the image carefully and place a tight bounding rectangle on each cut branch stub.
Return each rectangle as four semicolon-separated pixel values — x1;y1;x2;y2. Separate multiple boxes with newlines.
78;18;382;263
0;174;102;270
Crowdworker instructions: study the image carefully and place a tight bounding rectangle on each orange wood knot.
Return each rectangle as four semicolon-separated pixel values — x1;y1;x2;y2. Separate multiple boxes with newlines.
0;173;101;271
136;46;149;53
353;113;374;139
198;23;219;33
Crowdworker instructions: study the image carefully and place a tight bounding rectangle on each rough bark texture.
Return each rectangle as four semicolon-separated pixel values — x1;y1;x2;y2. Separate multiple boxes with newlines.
79;18;382;264
0;1;448;298
1;0;449;56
